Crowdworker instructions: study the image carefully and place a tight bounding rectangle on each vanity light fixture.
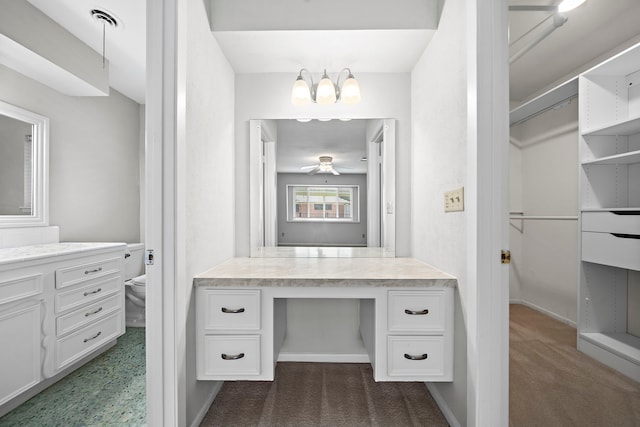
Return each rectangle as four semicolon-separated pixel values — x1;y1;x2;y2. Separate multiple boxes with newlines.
291;68;361;105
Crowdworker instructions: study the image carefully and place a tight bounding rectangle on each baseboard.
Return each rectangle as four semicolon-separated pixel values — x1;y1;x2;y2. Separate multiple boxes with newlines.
277;352;370;363
425;383;461;427
510;300;576;328
189;381;224;427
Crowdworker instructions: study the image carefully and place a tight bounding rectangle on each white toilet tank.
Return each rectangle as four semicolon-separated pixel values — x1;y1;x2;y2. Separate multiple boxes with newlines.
125;243;145;281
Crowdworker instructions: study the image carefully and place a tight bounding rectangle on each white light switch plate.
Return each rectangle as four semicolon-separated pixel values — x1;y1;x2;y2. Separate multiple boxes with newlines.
444;187;464;212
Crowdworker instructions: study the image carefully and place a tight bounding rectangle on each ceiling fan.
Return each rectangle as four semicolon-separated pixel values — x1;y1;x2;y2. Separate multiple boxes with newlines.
300;155;341;175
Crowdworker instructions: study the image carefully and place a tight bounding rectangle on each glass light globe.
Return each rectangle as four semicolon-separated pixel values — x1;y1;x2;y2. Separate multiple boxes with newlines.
291;77;312;105
340;76;361;104
316;71;337;104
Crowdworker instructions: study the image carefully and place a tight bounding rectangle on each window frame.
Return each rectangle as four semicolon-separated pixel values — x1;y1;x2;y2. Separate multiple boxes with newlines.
286;184;360;223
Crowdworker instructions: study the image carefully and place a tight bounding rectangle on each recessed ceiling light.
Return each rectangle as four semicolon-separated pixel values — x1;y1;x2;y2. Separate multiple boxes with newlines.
90;9;119;28
339;118;352;122
558;0;586;13
317;118;332;122
296;118;312;123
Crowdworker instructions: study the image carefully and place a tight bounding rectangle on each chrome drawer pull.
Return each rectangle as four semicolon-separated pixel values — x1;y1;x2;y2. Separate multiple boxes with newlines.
83;331;102;343
611;233;640;240
405;309;429;315
221;353;245;360
404;353;428;361
85;267;103;275
83;288;102;296
221;307;245;314
85;307;103;317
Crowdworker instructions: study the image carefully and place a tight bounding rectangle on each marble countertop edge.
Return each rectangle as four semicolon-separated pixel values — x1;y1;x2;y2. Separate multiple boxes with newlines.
0;242;126;266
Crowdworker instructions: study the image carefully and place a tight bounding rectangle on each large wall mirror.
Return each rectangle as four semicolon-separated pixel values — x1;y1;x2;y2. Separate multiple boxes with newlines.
249;118;396;257
0;101;49;228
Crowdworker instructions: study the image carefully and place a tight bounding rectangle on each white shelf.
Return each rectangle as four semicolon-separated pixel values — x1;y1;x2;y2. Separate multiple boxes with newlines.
582;116;640;137
580;332;640;364
582;149;640;165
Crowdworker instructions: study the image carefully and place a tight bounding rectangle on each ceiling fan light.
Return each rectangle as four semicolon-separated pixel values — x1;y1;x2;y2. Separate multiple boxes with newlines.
558;0;586;13
316;71;337;104
291;76;312;105
340;75;361;104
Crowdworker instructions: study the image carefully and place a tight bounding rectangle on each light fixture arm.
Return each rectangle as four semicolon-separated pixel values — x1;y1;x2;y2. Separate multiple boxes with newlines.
297;68;316;100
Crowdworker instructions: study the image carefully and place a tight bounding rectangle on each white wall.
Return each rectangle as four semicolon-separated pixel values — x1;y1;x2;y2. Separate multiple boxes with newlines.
182;0;235;424
0;65;141;243
411;0;468;424
234;72;411;257
509;100;579;325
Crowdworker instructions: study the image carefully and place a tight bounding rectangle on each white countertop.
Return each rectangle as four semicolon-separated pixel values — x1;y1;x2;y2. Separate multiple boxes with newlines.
0;242;126;266
194;257;457;288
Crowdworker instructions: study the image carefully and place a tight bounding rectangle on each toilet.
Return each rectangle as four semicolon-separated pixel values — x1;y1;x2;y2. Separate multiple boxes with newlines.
124;243;146;327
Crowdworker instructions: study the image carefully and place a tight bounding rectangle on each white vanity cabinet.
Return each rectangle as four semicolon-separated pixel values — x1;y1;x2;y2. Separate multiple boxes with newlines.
578;42;640;381
195;257;456;383
0;243;126;413
197;289;263;379
0;272;44;406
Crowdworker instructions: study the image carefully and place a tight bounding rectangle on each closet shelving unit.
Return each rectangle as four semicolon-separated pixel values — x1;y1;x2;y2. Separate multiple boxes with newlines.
578;42;640;381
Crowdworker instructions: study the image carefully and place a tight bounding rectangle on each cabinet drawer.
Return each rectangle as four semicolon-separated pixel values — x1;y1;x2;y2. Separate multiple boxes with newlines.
388;290;445;333
55;274;122;314
201;290;261;331
55;257;122;289
201;335;261;377
582;211;640;234
582;231;640;271
55;311;123;370
387;336;445;378
0;273;43;306
56;293;122;337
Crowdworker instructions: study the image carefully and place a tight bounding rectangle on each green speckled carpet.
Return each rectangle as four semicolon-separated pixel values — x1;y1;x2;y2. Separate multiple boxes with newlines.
0;327;146;427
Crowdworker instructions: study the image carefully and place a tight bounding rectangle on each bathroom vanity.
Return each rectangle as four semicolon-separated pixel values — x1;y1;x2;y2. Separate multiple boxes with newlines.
195;257;456;382
0;242;126;414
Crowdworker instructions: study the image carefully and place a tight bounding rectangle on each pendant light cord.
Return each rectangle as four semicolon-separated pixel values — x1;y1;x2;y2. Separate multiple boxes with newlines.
102;22;106;68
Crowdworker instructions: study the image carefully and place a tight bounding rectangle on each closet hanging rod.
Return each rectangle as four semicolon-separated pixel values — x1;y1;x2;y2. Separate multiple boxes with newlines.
509;214;578;221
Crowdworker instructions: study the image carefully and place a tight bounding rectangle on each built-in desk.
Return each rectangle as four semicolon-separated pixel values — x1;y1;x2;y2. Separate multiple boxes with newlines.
194;257;456;382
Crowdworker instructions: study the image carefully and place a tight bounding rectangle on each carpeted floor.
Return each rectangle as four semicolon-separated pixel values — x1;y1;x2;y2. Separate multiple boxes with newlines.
201;362;449;427
509;304;640;427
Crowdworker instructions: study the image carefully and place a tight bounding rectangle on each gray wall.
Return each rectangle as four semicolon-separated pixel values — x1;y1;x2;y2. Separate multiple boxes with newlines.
510;100;579;325
277;173;367;246
0;64;141;243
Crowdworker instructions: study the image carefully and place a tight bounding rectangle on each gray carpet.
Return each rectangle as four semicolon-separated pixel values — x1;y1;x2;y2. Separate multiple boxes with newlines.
510;304;640;427
201;362;449;426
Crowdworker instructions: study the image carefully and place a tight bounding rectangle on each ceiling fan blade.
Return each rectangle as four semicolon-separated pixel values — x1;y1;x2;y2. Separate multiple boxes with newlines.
300;164;318;171
308;166;321;175
331;168;340;175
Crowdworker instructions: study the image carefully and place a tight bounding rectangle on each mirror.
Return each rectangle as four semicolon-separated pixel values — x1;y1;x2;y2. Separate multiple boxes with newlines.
0;101;49;228
250;118;396;257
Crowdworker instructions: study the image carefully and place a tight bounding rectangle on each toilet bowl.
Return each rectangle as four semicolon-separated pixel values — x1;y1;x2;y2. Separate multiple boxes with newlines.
124;244;146;327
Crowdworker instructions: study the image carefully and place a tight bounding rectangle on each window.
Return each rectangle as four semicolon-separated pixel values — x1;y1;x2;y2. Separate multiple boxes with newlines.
287;185;359;222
